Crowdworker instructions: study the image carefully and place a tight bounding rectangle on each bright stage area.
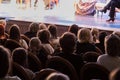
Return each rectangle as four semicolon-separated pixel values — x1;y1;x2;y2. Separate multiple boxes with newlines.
0;0;120;31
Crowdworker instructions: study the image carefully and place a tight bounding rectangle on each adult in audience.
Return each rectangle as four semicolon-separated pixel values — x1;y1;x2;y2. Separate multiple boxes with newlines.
24;22;40;39
76;28;98;55
0;24;8;45
28;37;49;67
68;24;79;37
0;19;6;28
37;29;54;55
46;72;70;80
8;24;28;49
55;32;84;75
91;28;99;43
12;48;35;79
39;23;47;30
95;31;107;54
0;45;21;80
97;34;120;71
48;24;60;53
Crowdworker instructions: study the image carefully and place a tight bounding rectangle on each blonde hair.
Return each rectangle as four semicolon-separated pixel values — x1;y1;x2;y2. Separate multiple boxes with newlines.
39;23;47;30
29;22;39;32
0;20;6;27
77;28;93;43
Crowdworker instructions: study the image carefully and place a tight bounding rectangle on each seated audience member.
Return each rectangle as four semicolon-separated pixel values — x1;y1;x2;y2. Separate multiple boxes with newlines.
55;32;84;75
68;24;79;36
37;29;54;55
48;24;60;53
0;45;21;80
28;37;49;68
24;22;40;39
0;24;7;45
12;48;35;79
97;34;120;72
0;19;6;26
8;24;28;49
109;68;120;80
76;28;98;55
0;19;9;34
91;28;99;43
95;31;107;54
39;23;47;30
46;72;70;80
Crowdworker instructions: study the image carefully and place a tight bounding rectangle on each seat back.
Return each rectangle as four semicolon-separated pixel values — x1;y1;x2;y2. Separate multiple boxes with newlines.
80;62;110;80
12;62;31;80
28;53;42;72
46;56;79;80
4;39;21;52
35;68;57;80
82;51;100;63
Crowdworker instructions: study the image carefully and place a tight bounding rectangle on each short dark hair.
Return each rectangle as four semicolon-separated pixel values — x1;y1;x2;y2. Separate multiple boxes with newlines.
37;29;51;43
12;48;27;67
68;24;79;36
59;32;76;53
48;24;57;38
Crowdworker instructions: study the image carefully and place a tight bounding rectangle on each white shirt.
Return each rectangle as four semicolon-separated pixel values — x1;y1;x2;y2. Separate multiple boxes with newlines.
97;54;120;71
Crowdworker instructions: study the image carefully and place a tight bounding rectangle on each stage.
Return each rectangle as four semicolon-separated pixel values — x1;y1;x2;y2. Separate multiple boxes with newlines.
0;0;120;33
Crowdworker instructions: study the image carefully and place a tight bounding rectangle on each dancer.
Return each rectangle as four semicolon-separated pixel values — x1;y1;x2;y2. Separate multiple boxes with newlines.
100;0;120;22
75;0;97;15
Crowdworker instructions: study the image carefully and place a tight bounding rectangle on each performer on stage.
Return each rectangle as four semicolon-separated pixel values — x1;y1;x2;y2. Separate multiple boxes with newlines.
101;0;120;22
75;0;97;15
43;0;59;9
34;0;38;7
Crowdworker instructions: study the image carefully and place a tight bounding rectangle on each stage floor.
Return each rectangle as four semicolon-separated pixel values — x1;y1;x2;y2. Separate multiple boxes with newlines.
0;0;120;31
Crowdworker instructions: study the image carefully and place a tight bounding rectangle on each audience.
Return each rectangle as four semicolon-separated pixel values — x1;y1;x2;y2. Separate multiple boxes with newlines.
0;24;7;45
39;23;47;30
0;19;6;27
3;20;120;80
48;24;60;53
95;31;108;54
0;46;21;80
76;28;98;55
68;24;79;36
28;37;48;68
24;22;40;39
12;48;35;79
46;72;70;80
97;34;120;72
91;28;99;43
55;32;84;76
8;24;28;49
37;29;54;55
